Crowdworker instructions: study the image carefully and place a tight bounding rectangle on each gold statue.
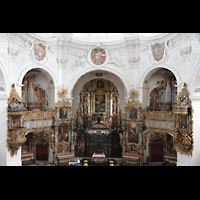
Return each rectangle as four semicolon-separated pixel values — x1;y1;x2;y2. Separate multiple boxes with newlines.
84;96;88;113
50;134;55;147
73;132;78;145
113;99;117;114
142;135;146;149
119;133;123;145
174;130;182;143
182;132;191;145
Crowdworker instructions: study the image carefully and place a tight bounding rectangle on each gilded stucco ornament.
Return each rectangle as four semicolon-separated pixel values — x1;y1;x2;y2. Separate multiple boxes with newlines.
173;83;194;156
56;85;72;108
126;87;141;108
57;87;68;99
7;84;28;157
129;88;139;100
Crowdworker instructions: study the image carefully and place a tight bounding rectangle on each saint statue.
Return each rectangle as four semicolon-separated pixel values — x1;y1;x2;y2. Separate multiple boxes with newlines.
143;136;146;148
182;132;191;145
174;130;182;143
73;132;78;145
84;96;88;113
50;134;55;147
119;133;123;145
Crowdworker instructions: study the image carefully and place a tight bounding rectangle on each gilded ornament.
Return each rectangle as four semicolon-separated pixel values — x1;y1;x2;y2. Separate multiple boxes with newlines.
58;88;68;99
182;132;191;145
129;88;139;100
73;132;78;145
55;99;72;108
8;83;22;105
50;133;55;147
172;83;193;156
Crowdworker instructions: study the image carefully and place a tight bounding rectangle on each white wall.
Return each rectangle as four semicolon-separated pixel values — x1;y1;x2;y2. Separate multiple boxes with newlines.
190;98;200;165
177;152;193;166
0;95;8;166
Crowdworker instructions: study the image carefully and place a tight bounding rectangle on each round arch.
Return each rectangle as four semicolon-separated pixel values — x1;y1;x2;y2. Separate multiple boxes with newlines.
17;64;58;109
68;67;129;99
139;64;182;89
148;137;166;162
149;137;166;146
0;60;9;95
139;64;181;109
17;64;58;89
190;57;200;94
70;68;128;114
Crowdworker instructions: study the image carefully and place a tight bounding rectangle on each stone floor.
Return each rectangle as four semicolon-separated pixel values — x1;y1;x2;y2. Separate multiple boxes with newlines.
23;158;176;166
29;160;55;166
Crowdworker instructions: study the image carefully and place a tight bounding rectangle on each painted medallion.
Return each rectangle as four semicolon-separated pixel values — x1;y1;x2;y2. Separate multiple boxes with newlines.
151;42;165;62
91;48;106;65
33;43;47;62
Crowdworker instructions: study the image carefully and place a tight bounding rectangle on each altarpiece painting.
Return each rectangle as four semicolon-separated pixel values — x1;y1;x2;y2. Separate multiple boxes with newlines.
94;94;106;113
60;107;67;119
58;123;69;142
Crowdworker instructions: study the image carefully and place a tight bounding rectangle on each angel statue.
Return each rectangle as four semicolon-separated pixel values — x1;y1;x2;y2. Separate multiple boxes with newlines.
74;53;88;67
108;53;124;67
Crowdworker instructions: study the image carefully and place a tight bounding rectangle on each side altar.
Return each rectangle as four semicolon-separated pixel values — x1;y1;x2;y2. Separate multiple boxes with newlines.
120;83;193;165
6;84;77;165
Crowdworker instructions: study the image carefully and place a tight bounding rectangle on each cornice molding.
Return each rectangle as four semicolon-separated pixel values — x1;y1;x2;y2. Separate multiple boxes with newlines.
27;33;58;42
138;33;171;41
0;33;195;65
190;95;200;101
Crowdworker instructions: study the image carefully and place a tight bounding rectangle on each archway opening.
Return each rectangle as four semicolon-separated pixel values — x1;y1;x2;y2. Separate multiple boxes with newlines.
36;139;48;161
72;71;125;159
21;68;55;111
142;67;177;111
71;70;127;114
150;139;164;162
